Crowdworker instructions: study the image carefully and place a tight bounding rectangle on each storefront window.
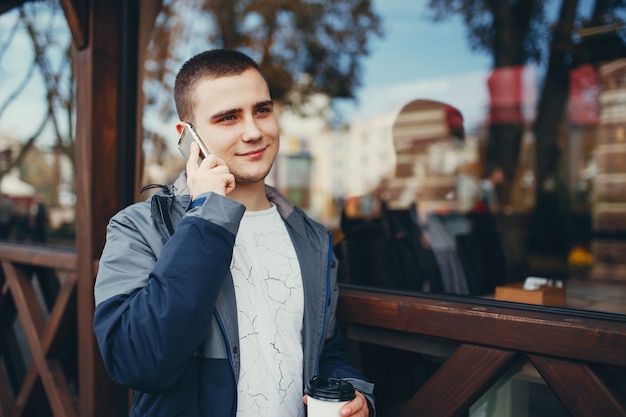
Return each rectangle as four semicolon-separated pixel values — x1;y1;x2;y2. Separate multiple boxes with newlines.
2;1;626;316
319;2;626;318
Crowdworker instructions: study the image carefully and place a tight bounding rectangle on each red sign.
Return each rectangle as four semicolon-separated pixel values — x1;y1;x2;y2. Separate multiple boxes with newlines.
569;64;599;126
487;66;524;124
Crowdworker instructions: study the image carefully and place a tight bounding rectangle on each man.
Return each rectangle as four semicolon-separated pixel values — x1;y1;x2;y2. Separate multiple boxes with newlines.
93;49;374;417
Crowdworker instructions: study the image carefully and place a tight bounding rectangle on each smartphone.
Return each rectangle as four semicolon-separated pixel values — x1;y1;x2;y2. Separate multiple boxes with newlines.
177;122;210;161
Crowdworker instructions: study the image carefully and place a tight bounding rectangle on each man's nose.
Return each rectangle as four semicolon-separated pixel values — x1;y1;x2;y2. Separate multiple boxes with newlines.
241;118;262;141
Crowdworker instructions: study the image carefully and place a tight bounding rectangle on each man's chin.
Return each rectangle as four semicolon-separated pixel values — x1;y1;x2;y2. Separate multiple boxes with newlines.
235;171;271;185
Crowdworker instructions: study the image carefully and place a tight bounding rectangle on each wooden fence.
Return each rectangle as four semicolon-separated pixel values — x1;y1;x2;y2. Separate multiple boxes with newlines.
337;286;626;417
1;242;625;416
0;243;78;416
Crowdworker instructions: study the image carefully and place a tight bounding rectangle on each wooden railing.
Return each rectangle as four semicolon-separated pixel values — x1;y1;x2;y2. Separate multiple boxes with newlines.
2;242;626;417
0;243;78;417
337;285;626;417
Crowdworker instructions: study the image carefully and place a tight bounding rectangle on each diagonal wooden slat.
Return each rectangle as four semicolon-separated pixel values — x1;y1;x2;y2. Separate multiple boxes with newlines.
11;365;43;417
530;355;626;417
1;262;45;338
398;344;519;417
12;273;77;416
40;273;77;356
3;261;78;417
47;360;78;414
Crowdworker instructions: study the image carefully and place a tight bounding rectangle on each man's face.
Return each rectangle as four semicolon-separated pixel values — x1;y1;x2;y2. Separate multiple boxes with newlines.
189;68;279;185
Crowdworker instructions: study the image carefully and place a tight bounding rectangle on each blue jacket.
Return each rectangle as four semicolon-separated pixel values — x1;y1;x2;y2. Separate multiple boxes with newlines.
93;175;375;416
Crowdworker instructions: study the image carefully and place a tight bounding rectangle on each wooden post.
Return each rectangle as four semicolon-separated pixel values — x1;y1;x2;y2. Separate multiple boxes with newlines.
73;0;140;416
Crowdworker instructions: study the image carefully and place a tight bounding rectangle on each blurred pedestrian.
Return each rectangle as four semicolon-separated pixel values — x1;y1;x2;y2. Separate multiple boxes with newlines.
0;193;13;239
30;192;47;244
476;164;504;213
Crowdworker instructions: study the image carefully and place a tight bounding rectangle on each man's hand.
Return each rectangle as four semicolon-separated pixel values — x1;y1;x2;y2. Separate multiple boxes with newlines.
339;391;370;417
303;391;370;417
186;142;235;198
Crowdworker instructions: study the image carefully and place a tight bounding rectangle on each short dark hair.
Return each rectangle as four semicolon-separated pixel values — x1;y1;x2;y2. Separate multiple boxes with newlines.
174;49;263;122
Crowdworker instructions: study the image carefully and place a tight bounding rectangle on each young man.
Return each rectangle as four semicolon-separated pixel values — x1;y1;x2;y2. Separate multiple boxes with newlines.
93;49;374;416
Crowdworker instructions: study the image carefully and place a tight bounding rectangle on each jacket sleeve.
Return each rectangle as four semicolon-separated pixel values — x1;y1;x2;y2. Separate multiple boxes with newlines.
93;192;245;392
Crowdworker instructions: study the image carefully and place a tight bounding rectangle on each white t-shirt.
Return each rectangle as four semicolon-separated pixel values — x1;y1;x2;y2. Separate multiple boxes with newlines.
230;204;305;417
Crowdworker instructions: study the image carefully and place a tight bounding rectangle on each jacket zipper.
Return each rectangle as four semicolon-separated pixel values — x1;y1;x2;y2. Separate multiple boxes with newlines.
215;309;238;417
315;231;333;375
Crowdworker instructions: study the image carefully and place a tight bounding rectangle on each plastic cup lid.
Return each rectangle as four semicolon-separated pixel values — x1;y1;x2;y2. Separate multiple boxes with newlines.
305;376;356;401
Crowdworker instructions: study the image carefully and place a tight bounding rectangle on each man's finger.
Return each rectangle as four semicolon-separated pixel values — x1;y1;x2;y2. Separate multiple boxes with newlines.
187;142;200;172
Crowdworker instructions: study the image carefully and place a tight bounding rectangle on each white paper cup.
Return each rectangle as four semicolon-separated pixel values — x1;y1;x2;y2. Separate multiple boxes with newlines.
307;395;350;417
305;376;355;417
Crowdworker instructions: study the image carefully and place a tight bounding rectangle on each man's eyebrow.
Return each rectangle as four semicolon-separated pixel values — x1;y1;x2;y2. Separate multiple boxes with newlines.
210;101;273;120
255;100;274;109
211;108;241;120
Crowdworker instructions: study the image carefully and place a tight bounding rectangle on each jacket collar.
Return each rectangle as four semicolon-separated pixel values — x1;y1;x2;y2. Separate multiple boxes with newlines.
171;169;297;222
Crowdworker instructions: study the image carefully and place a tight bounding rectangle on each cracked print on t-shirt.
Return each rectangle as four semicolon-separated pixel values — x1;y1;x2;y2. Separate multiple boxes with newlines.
230;204;305;417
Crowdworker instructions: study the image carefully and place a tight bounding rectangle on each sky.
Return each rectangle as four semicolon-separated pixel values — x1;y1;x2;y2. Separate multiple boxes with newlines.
336;0;493;129
0;0;601;142
359;1;491;88
339;0;597;129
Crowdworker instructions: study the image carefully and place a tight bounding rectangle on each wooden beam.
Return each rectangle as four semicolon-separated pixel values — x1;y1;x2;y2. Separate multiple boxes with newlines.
530;355;626;417
337;287;626;368
0;243;75;271
59;0;88;50
399;344;518;417
74;0;132;415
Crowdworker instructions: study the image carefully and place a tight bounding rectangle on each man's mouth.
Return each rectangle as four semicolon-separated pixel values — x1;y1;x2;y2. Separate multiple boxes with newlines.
239;147;265;159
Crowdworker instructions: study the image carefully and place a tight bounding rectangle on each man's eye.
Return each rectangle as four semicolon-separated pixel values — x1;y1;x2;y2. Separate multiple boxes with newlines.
257;107;272;114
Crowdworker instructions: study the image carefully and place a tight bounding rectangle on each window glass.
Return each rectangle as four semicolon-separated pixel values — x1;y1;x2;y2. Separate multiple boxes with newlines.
136;1;626;316
332;2;625;318
3;1;626;316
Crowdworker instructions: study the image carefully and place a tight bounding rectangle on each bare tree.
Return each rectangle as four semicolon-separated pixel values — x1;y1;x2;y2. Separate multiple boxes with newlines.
0;0;74;181
140;0;383;170
426;0;547;203
426;0;625;184
143;0;383;121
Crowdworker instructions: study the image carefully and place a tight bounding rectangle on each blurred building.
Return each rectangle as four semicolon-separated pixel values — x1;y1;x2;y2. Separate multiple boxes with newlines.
592;58;626;282
276;95;398;226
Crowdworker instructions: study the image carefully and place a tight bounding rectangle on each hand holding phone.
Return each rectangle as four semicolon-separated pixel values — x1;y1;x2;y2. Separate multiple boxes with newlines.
178;122;211;161
178;123;235;197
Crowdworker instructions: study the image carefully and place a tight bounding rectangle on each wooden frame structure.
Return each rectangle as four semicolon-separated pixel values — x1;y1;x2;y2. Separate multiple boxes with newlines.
0;1;625;416
338;286;626;417
2;1;144;416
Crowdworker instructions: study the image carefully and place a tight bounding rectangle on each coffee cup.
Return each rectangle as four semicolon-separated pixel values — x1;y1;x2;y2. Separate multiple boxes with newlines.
305;375;355;417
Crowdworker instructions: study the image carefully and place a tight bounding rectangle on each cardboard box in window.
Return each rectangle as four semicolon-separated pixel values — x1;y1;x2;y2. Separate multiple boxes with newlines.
495;283;565;306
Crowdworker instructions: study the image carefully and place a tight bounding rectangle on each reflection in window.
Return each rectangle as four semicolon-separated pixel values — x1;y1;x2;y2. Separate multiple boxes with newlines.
326;4;626;317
